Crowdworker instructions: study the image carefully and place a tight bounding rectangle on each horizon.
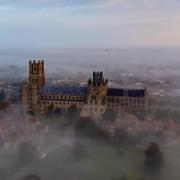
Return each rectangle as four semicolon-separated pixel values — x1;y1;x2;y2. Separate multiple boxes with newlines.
1;47;180;68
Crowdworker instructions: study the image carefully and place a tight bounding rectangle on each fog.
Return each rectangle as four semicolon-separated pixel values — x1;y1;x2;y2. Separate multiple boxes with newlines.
1;48;180;71
0;106;179;180
0;48;180;180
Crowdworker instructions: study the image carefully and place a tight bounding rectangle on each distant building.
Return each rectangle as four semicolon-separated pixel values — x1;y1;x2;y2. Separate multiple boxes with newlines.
22;60;148;118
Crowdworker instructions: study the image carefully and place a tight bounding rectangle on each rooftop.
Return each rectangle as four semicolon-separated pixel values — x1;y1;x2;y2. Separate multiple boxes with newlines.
42;86;146;97
107;88;146;97
42;86;87;96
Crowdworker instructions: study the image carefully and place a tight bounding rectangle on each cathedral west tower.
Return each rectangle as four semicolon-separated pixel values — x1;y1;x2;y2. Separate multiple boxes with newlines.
22;60;45;113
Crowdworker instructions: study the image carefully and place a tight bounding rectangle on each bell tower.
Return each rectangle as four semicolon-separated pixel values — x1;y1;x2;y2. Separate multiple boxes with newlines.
85;71;108;118
28;60;45;113
87;71;108;105
29;60;45;88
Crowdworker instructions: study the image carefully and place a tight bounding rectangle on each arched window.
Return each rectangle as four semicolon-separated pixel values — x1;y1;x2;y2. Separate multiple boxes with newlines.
91;95;97;100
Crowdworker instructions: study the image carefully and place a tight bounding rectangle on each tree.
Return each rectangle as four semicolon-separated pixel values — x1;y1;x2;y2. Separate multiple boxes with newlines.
47;103;54;113
75;118;106;140
144;142;163;176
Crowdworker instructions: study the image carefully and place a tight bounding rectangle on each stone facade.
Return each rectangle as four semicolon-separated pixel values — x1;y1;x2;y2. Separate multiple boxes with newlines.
22;60;45;113
22;60;148;117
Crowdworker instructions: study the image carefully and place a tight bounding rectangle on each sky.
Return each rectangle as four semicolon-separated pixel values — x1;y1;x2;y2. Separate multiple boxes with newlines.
0;0;180;48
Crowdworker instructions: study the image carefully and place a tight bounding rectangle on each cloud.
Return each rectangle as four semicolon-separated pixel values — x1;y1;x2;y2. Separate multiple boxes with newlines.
0;0;180;18
0;0;180;48
0;0;179;10
0;0;96;9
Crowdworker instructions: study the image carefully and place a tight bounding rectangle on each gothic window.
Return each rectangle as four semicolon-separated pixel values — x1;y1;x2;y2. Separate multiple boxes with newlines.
137;99;140;104
141;100;145;104
125;99;128;105
91;95;97;100
33;67;37;74
102;98;105;105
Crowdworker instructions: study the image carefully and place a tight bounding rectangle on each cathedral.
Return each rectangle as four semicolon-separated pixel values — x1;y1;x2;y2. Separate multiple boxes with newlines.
22;60;148;118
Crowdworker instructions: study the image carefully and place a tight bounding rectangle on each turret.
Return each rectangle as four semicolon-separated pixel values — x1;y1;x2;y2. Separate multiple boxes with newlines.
86;71;108;117
91;71;108;86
